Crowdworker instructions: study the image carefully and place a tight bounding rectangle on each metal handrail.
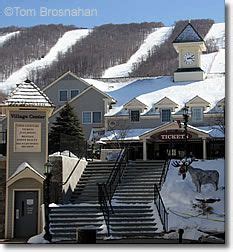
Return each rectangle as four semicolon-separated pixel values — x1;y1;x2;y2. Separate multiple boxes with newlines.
98;147;128;236
98;183;111;236
154;183;169;232
62;148;87;186
159;159;171;187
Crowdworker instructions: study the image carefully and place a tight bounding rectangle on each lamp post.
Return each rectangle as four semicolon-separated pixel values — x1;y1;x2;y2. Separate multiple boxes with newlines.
43;160;52;242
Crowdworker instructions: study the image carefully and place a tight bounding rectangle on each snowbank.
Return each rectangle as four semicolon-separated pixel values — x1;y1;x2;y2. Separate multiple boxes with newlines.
27;232;50;244
1;29;91;93
161;159;225;240
102;27;173;78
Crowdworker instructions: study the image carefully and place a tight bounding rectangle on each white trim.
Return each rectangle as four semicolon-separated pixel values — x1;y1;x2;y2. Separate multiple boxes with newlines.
12;189;41;238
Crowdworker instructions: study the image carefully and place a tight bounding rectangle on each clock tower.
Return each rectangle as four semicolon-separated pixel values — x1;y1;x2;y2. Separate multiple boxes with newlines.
173;22;207;82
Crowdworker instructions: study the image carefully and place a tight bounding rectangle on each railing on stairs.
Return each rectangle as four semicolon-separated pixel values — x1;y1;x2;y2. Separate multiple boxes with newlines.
159;159;171;187
154;183;169;232
98;147;128;236
154;160;170;232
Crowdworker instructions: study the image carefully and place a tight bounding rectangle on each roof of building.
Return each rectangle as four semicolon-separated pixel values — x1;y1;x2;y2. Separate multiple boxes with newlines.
99;123;224;142
173;23;204;43
2;79;54;107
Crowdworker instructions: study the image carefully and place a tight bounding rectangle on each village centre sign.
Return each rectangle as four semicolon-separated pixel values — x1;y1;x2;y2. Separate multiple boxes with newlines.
14;122;41;152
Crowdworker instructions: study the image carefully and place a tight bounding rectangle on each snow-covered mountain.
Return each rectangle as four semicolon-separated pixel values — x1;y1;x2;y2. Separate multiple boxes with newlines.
0;21;225;95
1;29;91;93
102;27;173;78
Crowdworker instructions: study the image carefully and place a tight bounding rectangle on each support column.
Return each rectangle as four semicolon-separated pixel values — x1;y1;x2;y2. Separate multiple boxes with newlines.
202;138;207;160
143;139;147;161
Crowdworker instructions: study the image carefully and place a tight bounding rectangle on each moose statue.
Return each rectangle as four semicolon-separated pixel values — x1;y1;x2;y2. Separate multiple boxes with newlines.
172;158;219;193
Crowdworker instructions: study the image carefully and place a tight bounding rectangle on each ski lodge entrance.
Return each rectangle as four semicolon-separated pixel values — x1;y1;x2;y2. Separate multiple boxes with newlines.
100;122;224;161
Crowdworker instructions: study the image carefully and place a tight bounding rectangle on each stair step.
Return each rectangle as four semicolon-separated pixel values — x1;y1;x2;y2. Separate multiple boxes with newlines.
110;226;158;232
51;222;103;228
109;231;159;238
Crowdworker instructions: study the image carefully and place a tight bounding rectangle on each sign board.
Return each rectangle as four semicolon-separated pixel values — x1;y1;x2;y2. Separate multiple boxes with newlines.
14;122;41;152
159;130;192;140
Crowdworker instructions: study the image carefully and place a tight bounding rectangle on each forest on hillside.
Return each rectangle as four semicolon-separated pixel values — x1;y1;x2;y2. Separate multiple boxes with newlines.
29;22;164;87
0;19;217;93
130;19;215;77
0;24;77;81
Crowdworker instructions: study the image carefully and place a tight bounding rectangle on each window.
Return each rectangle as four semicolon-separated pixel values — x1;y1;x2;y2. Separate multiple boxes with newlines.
82;111;102;124
161;109;171;122
191;107;203;122
82;112;91;124
71;89;79;99
93;112;101;123
130;110;140;122
59;90;68;102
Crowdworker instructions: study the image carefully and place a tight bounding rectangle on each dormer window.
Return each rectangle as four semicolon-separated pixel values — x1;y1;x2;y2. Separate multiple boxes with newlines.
130;110;140;122
161;109;171;122
191;107;203;122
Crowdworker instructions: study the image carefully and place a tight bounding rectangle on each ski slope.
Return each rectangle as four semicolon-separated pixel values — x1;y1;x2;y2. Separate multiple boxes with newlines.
205;23;225;49
102;27;173;78
1;29;91;94
0;31;20;46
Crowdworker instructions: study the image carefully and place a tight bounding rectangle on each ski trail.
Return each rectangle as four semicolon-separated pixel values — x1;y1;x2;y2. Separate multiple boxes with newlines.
0;31;20;46
1;29;91;93
102;27;173;78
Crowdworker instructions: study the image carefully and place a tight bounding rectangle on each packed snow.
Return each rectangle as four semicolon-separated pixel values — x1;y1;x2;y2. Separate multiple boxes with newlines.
1;29;91;94
0;31;20;46
102;27;173;78
161;159;225;241
205;23;225;49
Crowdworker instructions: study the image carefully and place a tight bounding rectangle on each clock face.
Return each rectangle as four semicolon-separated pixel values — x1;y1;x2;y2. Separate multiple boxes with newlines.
184;52;195;65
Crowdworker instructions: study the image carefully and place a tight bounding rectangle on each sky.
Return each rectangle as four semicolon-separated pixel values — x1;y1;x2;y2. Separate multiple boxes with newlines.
0;0;225;28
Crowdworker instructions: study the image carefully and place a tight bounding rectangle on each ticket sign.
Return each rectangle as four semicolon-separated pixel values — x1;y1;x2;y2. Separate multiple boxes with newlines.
14;122;41;152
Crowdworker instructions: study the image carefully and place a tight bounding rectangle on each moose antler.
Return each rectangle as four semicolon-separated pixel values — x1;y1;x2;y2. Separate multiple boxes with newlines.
171;160;181;167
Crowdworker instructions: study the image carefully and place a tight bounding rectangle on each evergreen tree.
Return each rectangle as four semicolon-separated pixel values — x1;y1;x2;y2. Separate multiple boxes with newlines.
49;103;85;156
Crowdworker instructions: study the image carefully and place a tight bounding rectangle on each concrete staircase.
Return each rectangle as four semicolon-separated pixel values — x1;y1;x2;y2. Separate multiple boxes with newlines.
49;160;167;242
70;161;115;203
50;161;115;242
109;160;165;238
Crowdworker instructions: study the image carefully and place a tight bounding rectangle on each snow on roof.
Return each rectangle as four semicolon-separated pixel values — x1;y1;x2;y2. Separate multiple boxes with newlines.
10;161;45;180
104;74;225;116
100;128;153;141
197;126;224;138
173;23;204;43
100;123;223;142
205;23;225;49
2;79;54;107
